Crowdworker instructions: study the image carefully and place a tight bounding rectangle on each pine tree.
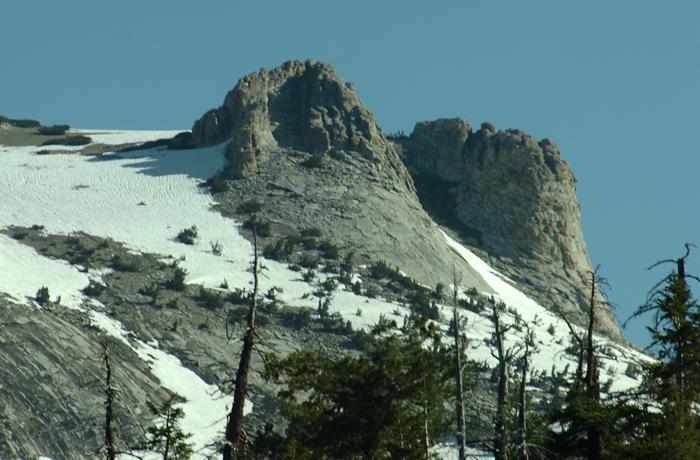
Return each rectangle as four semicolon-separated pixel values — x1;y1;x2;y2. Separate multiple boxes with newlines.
144;394;193;460
623;246;700;458
255;316;454;459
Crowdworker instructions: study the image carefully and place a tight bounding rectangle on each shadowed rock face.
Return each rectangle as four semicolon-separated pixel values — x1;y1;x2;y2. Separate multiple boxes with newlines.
189;60;407;184
403;118;621;339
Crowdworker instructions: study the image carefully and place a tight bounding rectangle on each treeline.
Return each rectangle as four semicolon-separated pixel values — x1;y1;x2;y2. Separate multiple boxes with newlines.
94;203;700;460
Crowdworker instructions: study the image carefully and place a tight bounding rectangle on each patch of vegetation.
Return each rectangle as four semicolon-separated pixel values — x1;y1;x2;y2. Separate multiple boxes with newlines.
204;171;229;193
406;166;482;247
237;199;262;215
176;226;198;245
0;115;41;128
83;280;107;297
299;253;319;269
111;254;142;272
41;135;92;146
300;154;326;169
38;124;70;135
242;218;271;237
318;240;340;260
35;286;50;305
199;286;226;310
166;265;187;291
263;236;298;261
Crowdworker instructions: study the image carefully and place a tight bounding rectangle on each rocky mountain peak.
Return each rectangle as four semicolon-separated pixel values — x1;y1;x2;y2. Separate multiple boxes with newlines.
402;118;621;339
186;60;405;180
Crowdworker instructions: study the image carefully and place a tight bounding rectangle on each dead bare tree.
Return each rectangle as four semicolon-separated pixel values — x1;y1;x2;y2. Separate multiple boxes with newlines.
489;301;524;460
451;266;467;460
516;327;536;460
103;340;117;460
585;267;608;460
223;220;260;460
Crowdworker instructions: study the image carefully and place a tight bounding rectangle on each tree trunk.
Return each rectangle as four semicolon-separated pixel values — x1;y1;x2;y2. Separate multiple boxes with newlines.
452;279;467;460
493;305;509;460
223;225;259;460
517;343;529;460
585;271;603;460
103;341;116;460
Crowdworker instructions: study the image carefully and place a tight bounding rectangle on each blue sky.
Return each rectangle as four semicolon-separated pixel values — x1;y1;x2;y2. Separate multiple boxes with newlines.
2;1;698;346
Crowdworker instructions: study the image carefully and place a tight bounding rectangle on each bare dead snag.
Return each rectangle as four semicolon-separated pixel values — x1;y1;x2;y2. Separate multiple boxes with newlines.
451;267;467;460
224;222;260;460
103;340;117;460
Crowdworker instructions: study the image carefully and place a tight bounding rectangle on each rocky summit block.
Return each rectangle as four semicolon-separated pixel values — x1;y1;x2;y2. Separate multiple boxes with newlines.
186;60;408;185
402;118;621;340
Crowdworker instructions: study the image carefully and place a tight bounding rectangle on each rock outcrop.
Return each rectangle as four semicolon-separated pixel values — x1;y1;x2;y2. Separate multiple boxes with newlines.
187;60;408;184
402;118;621;339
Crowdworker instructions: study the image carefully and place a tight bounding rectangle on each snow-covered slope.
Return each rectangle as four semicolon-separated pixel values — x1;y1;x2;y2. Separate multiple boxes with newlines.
0;131;649;458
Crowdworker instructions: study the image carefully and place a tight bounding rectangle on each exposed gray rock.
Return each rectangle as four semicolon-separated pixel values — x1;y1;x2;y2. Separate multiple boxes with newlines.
402;118;621;340
189;60;409;183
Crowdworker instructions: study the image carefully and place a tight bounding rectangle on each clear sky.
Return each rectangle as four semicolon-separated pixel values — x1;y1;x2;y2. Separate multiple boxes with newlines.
2;1;698;347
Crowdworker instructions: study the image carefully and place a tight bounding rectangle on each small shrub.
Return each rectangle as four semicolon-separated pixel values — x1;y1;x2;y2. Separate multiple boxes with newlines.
205;172;229;193
36;149;51;155
199;286;225;310
356;308;363;317
166;299;179;310
242;218;271;237
369;260;395;280
624;362;642;379
38;124;70;135
302;269;316;283
237;199;262;215
321;278;337;294
280;307;313;330
365;285;381;298
210;240;223;256
220;279;229;289
300;155;325;169
547;324;556;336
111;254;141;272
176;226;198;245
299;236;319;250
352;281;362;295
35;286;50;305
166;265;187;291
318;240;340;260
300;227;323;238
299;253;319;269
83;281;106;297
263;237;297;261
227;288;250;305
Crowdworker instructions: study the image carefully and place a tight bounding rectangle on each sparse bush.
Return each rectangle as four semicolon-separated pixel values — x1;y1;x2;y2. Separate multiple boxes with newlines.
140;283;161;306
303;269;316;283
210;240;223;256
166;299;179;310
237;199;262;215
370;260;394;280
319;240;340;260
300;236;319;250
300;227;323;238
176;226;198;245
166;265;187;291
299;253;319;269
352;281;362;295
38;124;70;135
220;279;229;289
300;154;325;169
321;278;338;294
111;254;141;272
242;218;271;237
83;281;106;297
199;286;225;310
547;323;556;336
263;237;298;261
35;286;50;305
280;307;313;330
205;172;229;193
227;288;249;305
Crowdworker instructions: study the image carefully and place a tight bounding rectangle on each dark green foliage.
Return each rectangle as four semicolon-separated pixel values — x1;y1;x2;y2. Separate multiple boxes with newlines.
143;394;193;459
255;317;453;459
318;240;340;260
300;227;323;238
300;154;325;169
205;171;229;193
237;199;262;215
227;288;249;305
35;286;50;305
41;135;92;146
242;218;271;237
199;286;225;310
406;166;482;247
279;307;313;330
0;115;41;128
111;254;141;272
299;253;319;269
166;265;187;291
176;226;198;245
83;280;106;297
263;237;298;261
38;124;70;135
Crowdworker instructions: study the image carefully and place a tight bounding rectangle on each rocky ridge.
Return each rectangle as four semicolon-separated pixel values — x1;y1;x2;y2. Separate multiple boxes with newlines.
185;60;621;340
400;118;619;338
